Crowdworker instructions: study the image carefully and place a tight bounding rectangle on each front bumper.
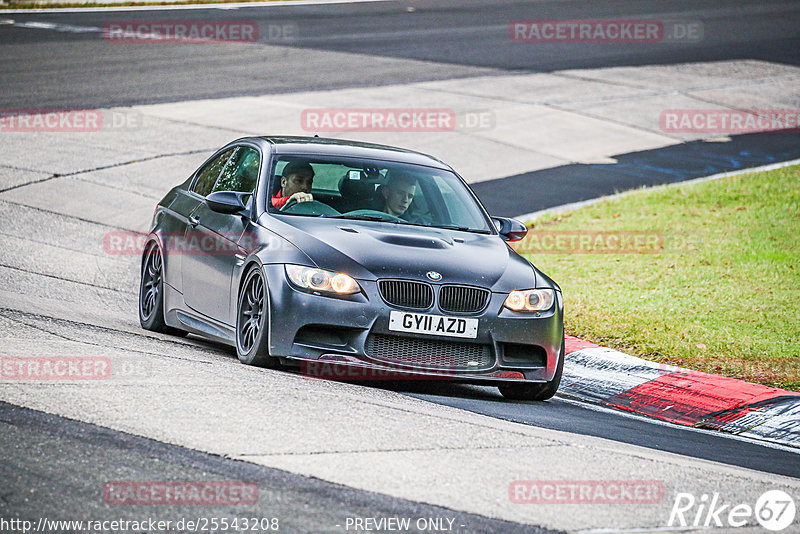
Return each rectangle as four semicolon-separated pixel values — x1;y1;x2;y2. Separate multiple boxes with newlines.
262;264;564;384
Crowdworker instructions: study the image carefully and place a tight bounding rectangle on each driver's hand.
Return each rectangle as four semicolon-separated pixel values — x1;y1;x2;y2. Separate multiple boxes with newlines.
289;192;313;203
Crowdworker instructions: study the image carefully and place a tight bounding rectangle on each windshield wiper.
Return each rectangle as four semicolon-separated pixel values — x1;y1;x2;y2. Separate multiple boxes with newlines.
432;224;491;234
319;215;489;233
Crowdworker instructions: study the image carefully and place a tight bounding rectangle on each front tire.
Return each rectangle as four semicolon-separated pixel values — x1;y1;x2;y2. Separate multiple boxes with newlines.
236;266;280;368
498;337;565;401
139;242;187;337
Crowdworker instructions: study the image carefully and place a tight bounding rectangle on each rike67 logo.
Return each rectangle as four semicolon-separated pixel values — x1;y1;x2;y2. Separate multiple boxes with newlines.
669;490;796;531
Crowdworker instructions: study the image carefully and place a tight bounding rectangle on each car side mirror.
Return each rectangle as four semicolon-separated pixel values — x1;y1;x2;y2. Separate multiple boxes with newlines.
206;191;249;214
492;216;528;242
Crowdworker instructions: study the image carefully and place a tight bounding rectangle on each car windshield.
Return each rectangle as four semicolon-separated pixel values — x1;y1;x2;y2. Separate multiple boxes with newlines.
267;155;493;233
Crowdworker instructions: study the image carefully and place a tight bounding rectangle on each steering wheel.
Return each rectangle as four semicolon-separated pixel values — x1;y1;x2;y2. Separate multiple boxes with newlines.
281;199;342;216
343;209;403;222
280;198;299;211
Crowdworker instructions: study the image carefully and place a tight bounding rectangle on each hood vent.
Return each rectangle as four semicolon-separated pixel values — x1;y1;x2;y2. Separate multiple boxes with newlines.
375;234;449;249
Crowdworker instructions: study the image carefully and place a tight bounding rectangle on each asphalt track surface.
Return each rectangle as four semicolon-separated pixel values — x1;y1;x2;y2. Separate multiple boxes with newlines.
391;382;800;480
1;0;799;108
474;131;800;217
2;0;800;530
0;401;559;533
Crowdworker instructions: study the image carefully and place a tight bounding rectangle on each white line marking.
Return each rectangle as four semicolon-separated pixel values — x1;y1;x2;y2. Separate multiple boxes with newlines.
556;396;800;454
12;21;102;32
413;386;800;454
516;157;800;221
1;0;395;14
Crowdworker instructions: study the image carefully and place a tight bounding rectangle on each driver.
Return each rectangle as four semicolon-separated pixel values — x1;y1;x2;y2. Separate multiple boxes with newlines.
378;171;416;218
271;161;315;209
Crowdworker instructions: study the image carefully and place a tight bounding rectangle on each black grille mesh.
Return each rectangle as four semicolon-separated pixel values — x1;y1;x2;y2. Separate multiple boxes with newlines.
378;280;433;309
439;285;490;313
365;334;493;370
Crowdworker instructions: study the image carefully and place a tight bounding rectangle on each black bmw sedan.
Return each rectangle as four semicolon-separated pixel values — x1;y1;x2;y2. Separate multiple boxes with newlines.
139;136;564;400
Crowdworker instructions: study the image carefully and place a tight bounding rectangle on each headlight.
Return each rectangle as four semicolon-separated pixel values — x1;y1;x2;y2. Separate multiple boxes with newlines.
504;289;555;312
285;265;361;295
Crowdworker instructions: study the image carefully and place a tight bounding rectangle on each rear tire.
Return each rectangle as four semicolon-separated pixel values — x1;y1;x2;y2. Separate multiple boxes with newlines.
498;337;565;401
139;242;187;337
236;266;280;368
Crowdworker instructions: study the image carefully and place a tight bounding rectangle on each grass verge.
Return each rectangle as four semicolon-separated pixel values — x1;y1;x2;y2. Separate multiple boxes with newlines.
514;164;800;390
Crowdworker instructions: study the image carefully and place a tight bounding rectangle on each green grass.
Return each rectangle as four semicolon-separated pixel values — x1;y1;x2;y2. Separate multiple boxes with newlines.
515;165;800;390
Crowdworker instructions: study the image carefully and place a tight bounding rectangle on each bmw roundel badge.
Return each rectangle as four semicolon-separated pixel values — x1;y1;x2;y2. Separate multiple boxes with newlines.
426;271;442;281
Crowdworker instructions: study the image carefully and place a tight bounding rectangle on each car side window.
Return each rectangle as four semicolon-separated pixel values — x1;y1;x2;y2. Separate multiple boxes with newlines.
192;148;235;197
212;146;260;194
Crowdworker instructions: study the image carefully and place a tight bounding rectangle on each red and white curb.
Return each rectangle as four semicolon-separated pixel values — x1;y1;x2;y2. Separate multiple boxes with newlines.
562;336;800;448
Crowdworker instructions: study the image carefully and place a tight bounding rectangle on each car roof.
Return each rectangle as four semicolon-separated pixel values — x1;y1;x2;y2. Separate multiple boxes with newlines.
253;136;452;170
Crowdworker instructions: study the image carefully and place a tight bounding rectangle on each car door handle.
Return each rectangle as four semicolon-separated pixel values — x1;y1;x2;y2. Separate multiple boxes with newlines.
188;215;200;227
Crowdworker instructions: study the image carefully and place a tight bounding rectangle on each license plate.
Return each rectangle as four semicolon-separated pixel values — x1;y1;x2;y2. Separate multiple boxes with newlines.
389;311;478;339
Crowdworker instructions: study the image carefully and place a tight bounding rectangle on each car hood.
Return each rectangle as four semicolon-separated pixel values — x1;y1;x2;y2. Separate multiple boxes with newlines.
267;216;539;292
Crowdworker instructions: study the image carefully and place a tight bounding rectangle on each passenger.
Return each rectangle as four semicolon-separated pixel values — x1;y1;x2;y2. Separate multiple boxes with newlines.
378;171;417;218
271;161;315;209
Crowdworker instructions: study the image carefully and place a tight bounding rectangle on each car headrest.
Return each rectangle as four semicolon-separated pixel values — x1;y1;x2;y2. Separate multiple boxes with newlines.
338;173;376;200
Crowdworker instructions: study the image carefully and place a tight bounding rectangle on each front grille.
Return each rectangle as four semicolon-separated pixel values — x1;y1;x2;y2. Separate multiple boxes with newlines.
378;280;433;309
365;334;493;370
439;285;490;313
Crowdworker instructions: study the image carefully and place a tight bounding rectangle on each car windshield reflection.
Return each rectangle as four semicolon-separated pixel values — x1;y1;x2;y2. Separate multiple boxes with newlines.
268;156;492;234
